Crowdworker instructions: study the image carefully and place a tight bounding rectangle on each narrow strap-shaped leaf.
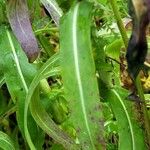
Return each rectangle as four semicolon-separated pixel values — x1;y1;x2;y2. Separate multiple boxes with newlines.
30;84;78;150
24;54;78;149
107;88;146;150
40;0;63;26
0;26;44;150
0;131;15;150
0;75;5;88
7;0;39;62
60;2;105;149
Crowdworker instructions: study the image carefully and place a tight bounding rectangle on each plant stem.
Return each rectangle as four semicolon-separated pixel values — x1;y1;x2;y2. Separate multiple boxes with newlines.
109;0;128;48
135;76;144;100
34;28;58;35
0;106;16;123
40;79;51;93
135;75;150;145
110;0;150;145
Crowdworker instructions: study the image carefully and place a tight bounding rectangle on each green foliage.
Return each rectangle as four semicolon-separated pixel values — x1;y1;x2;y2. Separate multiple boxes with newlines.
60;2;104;149
0;131;15;150
0;0;149;149
107;88;146;150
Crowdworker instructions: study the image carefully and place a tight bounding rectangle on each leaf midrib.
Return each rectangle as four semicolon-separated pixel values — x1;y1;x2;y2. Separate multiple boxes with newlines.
72;3;95;148
6;30;28;93
112;89;135;150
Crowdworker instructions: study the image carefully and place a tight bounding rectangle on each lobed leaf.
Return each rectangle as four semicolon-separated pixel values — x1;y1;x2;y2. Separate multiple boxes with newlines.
60;1;105;149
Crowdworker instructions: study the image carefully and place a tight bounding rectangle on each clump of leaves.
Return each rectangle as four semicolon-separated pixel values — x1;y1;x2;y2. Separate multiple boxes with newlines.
0;0;150;149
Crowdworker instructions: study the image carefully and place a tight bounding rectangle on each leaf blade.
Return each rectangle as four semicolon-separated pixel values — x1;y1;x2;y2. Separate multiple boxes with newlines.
7;0;39;62
60;2;105;149
6;29;28;93
0;131;15;150
0;26;44;150
107;88;147;150
24;54;78;149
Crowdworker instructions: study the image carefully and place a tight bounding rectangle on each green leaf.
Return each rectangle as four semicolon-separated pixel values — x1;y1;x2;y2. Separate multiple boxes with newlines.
60;1;105;149
0;0;7;24
0;90;11;116
37;34;55;57
24;54;77;149
105;38;123;61
0;131;15;150
27;0;41;21
7;0;39;62
0;26;44;150
0;74;5;88
96;0;107;5
107;88;147;150
30;86;77;150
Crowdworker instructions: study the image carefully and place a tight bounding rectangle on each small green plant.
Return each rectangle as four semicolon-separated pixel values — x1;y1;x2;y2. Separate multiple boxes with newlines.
0;0;150;149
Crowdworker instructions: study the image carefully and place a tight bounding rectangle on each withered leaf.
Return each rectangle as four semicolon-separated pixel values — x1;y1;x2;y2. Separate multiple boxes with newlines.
7;0;39;62
41;0;63;26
